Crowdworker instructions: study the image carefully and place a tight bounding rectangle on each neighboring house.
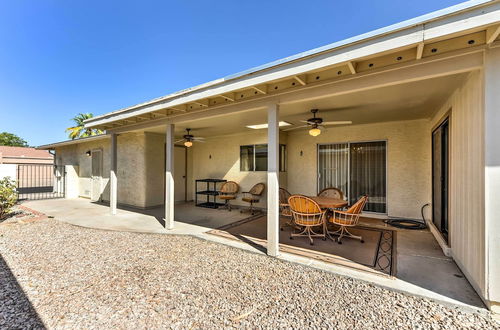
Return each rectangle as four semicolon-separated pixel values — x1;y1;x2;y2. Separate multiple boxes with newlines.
0;146;53;165
38;1;500;313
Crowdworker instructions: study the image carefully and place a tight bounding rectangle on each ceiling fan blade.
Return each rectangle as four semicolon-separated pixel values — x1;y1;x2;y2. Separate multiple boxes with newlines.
195;140;205;143
175;139;185;143
282;125;309;131
193;137;205;140
322;121;352;125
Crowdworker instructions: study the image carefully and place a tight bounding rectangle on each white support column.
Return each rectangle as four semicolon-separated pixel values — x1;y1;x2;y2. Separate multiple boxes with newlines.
110;133;117;215
165;123;175;229
484;47;500;311
267;104;280;256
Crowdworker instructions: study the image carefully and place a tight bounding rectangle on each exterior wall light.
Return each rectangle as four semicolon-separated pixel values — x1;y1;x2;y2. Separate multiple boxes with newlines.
85;150;91;156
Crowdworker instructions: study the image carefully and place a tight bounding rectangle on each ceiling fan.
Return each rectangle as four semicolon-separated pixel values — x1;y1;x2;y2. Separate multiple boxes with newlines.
284;109;352;136
175;128;205;147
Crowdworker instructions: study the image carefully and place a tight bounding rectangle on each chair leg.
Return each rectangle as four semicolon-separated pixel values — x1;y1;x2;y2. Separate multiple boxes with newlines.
290;225;325;245
335;226;363;244
325;225;342;242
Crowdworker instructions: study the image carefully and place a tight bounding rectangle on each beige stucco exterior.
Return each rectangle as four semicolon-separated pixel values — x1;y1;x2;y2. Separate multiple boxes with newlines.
287;119;431;220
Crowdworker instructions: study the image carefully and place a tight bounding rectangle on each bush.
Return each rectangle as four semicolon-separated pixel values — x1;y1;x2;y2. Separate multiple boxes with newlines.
0;177;17;219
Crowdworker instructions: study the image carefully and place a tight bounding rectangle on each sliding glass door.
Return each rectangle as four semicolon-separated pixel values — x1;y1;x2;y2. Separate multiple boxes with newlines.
318;141;387;213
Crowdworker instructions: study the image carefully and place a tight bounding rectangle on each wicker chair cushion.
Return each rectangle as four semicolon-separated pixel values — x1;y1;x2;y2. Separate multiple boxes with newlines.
219;195;236;200
242;197;259;203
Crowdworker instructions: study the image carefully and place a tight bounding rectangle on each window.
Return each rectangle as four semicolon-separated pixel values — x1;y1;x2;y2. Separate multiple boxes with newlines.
240;144;286;172
318;141;387;213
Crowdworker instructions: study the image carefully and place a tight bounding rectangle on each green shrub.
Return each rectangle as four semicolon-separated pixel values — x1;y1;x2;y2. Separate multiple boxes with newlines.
0;177;17;219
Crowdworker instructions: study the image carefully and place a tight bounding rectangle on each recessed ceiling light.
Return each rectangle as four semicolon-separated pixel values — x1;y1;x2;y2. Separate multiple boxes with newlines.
246;121;292;129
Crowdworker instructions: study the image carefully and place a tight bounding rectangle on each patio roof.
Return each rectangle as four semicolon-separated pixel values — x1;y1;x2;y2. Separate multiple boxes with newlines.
37;134;108;150
83;0;500;131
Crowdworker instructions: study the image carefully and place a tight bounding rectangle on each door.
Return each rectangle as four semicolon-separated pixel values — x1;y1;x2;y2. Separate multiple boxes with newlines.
432;118;449;241
90;149;103;202
174;146;186;202
318;141;387;213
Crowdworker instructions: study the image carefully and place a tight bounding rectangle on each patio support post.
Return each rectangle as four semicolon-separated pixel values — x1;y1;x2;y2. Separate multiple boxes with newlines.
165;123;175;229
267;103;280;257
110;133;117;215
484;47;500;311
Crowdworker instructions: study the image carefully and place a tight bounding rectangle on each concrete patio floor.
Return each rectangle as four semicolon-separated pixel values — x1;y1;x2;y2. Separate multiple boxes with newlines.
24;198;485;312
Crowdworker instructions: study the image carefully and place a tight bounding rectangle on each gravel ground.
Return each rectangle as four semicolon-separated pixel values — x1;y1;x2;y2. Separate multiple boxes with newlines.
0;218;498;329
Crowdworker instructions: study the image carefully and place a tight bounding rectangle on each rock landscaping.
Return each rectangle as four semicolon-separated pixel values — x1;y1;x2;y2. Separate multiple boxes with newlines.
0;218;498;329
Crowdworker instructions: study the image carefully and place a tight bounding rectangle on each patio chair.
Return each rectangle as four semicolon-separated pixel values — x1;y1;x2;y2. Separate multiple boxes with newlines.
288;195;327;245
327;196;368;244
240;183;265;215
218;181;239;211
317;187;344;200
279;188;293;231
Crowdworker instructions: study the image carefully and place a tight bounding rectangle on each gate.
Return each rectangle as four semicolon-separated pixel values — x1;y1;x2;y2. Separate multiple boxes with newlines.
16;164;66;200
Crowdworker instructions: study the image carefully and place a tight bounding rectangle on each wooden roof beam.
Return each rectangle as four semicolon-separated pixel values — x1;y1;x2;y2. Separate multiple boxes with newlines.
416;43;424;59
487;25;500;44
191;100;209;107
293;75;306;86
347;61;357;74
169;105;187;112
251;85;267;95
219;93;235;102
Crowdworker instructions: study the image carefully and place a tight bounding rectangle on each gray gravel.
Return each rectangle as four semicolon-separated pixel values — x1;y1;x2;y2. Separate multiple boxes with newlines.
0;218;498;329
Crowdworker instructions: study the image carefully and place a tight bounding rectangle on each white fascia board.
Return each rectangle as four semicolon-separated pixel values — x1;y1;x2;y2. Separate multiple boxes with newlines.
424;2;500;40
37;135;108;150
84;0;498;128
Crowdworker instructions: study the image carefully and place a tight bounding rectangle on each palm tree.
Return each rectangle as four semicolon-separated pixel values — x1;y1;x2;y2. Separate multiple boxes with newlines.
66;113;103;139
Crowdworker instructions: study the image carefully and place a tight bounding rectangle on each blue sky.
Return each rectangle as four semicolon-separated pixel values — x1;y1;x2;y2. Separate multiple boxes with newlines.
0;0;465;146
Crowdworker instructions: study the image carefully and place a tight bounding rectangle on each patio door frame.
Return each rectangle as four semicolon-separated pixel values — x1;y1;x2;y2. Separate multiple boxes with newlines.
431;113;451;243
316;139;388;215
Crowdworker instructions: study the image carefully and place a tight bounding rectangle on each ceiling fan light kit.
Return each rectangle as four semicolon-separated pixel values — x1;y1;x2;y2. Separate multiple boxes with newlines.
309;126;321;137
184;140;193;147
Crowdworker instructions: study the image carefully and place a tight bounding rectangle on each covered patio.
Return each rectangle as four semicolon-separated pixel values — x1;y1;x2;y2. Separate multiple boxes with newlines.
37;3;500;313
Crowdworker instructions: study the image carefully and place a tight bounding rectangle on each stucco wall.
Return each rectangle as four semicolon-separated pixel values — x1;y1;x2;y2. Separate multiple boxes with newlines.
429;70;486;300
144;133;165;208
287;119;431;220
56;139;111;200
55;133;150;208
190;130;288;208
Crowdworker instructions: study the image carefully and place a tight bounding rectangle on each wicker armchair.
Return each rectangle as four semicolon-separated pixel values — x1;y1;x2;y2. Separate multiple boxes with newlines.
240;183;265;215
327;196;368;244
218;181;239;211
318;187;344;200
288;195;326;245
279;188;293;231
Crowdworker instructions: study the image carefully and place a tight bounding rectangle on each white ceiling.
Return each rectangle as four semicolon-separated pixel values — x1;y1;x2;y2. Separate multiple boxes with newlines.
145;73;467;138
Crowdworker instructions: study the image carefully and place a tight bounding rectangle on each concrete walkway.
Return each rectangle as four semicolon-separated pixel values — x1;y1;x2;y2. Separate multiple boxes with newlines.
24;198;486;314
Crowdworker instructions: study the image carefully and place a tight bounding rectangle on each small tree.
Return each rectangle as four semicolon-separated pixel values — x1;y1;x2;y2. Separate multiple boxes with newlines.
0;132;28;147
0;177;17;219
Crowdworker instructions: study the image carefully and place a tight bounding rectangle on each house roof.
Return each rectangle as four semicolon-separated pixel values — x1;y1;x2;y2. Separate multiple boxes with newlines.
0;146;53;159
37;135;108;150
82;0;500;130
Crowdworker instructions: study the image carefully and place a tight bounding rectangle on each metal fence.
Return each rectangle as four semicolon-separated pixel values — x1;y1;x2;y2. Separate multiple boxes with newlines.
16;164;66;200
